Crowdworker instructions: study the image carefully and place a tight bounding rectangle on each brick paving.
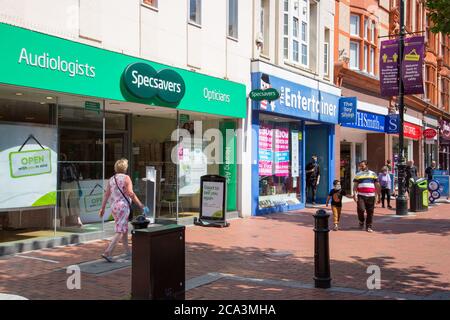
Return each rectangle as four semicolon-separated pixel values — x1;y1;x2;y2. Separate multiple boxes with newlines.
0;201;449;300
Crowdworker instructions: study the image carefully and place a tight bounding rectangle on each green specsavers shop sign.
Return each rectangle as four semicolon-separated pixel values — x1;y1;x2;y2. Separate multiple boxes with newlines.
0;23;246;118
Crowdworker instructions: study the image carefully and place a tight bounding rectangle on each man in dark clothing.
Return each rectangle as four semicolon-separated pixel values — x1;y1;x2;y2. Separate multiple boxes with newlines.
425;161;437;181
405;160;418;194
306;155;320;205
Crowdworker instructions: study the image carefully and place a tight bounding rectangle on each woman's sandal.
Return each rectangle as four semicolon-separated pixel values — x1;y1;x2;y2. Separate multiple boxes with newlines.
101;254;113;263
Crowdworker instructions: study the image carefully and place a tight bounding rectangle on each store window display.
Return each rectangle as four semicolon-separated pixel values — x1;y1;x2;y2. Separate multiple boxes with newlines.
258;115;302;209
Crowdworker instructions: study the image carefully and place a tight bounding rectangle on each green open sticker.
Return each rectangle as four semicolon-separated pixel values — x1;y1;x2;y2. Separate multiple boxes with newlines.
9;149;52;178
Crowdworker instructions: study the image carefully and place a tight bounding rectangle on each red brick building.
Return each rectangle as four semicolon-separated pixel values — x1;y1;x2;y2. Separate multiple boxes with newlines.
333;0;450;193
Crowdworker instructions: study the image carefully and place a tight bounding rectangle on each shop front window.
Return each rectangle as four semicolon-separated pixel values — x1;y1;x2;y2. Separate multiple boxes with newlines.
0;86;57;244
258;114;302;210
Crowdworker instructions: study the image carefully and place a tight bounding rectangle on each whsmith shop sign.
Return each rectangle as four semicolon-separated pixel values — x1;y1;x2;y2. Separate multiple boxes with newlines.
0;23;246;118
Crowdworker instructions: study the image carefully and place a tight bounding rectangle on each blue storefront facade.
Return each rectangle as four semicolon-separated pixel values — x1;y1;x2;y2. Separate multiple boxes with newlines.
251;62;341;215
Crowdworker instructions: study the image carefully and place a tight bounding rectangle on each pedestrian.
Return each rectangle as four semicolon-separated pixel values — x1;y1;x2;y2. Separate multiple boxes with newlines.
385;159;392;173
306;155;320;205
99;158;148;262
326;180;352;231
378;166;392;209
405;160;418;195
425;160;437;181
353;160;381;233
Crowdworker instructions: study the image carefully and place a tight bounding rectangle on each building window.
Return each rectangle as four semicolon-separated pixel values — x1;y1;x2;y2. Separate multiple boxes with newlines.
189;0;202;25
142;0;158;8
293;17;299;38
350;41;360;69
282;0;309;67
324;42;329;76
370;47;375;75
425;65;437;105
284;38;289;59
260;0;270;55
364;18;369;40
441;78;450;111
301;43;308;65
371;21;376;44
227;0;238;38
350;15;360;36
293;40;299;62
350;13;378;76
363;45;368;72
301;21;307;41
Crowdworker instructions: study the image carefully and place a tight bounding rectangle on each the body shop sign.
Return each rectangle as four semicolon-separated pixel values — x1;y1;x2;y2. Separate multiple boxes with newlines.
123;63;186;103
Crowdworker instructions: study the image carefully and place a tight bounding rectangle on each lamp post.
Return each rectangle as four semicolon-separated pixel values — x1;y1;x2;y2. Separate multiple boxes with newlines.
396;0;408;215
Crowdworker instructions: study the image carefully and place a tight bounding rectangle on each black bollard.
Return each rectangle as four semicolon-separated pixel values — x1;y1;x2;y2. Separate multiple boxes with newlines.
313;209;331;288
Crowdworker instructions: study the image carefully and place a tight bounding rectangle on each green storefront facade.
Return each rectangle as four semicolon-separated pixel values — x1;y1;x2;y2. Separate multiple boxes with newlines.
0;22;246;246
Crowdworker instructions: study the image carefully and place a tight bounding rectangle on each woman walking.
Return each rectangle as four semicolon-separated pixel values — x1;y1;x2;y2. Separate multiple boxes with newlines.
378;166;392;209
99;158;146;262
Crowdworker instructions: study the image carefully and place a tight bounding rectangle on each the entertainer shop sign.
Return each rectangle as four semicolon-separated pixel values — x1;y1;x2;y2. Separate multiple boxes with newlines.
252;72;339;124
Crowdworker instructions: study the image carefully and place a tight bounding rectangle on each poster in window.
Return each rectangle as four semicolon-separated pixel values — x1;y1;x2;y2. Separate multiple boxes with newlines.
274;126;290;177
0;124;57;209
258;123;273;176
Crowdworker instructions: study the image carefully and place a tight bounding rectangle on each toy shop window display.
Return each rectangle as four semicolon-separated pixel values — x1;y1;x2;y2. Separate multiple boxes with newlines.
258;116;302;210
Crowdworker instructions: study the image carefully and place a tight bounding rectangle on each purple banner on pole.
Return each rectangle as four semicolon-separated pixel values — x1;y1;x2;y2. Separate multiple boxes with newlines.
402;36;425;95
380;39;400;97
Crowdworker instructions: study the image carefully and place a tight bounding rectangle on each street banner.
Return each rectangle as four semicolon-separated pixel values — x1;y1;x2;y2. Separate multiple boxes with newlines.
402;36;425;95
274;126;290;177
338;97;357;125
380;39;399;97
386;114;400;134
258;124;273;176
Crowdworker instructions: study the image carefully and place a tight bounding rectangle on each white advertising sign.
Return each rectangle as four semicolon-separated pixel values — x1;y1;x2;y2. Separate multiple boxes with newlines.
78;179;112;223
291;131;299;178
201;181;224;218
179;139;207;195
0;124;57;209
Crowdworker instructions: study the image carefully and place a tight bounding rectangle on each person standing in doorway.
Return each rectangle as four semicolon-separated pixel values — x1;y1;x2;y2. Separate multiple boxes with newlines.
405;160;418;195
306;155;320;205
353;160;381;233
425;160;437;181
378;166;392;209
99;159;147;262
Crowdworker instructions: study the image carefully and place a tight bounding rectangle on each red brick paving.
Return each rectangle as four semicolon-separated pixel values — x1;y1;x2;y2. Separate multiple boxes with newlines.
0;201;449;300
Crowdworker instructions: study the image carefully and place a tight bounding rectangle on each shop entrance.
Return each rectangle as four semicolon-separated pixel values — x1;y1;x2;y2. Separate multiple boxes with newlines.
304;123;332;204
340;142;351;194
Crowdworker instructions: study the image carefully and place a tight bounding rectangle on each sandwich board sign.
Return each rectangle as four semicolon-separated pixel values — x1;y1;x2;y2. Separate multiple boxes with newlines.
198;175;229;227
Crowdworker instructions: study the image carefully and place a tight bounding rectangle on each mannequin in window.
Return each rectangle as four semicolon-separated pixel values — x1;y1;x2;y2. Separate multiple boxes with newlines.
60;153;83;227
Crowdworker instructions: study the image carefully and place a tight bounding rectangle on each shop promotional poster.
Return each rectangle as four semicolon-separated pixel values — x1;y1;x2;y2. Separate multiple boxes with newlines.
178;139;208;195
274;127;290;177
0;124;57;210
78;180;112;223
201;181;224;218
258;124;273;176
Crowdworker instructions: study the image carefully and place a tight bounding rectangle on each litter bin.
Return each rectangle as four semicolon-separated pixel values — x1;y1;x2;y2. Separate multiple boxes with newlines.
409;178;429;212
131;224;185;300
